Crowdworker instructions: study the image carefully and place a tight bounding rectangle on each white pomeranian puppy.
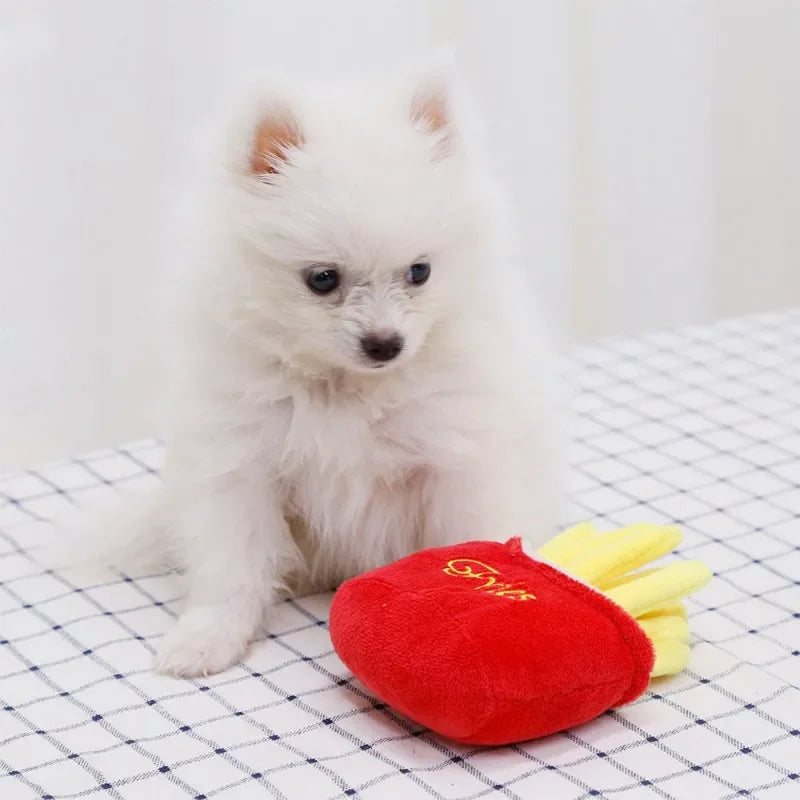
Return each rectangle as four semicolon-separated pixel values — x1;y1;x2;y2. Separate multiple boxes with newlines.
79;63;562;677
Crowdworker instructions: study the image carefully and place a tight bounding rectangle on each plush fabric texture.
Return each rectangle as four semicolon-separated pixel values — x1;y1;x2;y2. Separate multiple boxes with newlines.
329;538;654;745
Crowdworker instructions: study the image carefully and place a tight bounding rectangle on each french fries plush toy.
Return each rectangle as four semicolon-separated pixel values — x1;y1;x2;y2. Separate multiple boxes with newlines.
329;523;711;745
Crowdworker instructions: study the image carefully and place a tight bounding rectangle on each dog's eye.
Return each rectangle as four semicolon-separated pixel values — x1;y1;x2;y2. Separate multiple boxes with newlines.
307;268;340;295
407;262;431;286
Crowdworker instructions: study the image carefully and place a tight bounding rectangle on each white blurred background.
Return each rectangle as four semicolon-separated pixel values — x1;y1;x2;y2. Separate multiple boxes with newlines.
1;0;798;471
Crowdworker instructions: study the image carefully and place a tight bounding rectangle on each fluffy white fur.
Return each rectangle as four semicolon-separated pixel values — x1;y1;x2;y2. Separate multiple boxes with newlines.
73;65;562;677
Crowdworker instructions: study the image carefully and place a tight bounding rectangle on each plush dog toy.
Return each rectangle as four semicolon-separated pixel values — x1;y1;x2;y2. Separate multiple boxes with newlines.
329;523;711;745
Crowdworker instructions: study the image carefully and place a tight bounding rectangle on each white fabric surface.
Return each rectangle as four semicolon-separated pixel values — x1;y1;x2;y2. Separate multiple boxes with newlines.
2;311;799;799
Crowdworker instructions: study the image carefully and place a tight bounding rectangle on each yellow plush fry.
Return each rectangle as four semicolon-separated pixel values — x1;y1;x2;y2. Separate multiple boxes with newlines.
547;523;650;568
596;566;661;592
640;603;688;620
580;523;677;553
638;615;690;643
606;561;712;617
564;526;683;586
536;521;598;563
651;640;692;677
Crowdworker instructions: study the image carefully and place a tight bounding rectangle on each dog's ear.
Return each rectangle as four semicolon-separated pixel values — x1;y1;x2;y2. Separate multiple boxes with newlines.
409;59;457;155
248;99;304;178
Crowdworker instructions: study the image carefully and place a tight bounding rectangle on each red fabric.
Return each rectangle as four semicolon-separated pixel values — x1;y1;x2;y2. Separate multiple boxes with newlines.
329;538;654;745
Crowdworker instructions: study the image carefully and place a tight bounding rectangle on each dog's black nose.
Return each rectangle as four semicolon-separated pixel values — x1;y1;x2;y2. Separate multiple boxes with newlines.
361;332;404;362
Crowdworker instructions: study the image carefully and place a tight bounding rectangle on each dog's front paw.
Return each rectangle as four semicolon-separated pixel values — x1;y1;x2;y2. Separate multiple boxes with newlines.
153;611;251;677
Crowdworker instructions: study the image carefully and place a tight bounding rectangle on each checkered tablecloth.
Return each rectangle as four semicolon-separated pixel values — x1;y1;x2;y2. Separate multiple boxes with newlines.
2;311;800;800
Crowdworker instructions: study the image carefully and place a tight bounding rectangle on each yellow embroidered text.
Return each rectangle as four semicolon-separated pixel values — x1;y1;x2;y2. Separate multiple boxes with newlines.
442;558;536;601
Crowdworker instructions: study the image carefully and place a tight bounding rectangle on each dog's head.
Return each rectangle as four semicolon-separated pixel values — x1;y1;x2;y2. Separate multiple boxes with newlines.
227;66;494;375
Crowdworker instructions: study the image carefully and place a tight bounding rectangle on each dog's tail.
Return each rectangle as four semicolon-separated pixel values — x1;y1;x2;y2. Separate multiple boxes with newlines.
37;487;177;576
